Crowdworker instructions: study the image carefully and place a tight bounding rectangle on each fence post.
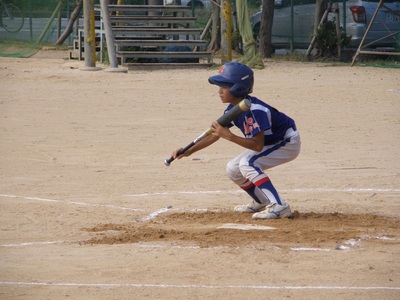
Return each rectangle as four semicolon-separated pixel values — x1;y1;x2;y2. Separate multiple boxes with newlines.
100;0;127;72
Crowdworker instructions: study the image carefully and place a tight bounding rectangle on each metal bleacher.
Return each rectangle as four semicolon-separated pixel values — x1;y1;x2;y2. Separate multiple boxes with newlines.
70;4;212;69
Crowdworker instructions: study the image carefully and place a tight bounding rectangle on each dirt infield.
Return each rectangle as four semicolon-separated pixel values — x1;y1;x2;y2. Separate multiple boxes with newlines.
85;211;400;249
0;50;399;299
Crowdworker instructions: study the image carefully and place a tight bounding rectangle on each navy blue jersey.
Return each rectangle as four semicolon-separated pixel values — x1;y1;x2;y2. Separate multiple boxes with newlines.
224;96;296;146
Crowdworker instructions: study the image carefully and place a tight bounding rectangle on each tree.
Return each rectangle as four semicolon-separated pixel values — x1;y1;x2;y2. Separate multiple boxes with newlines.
258;0;275;58
208;0;221;52
314;0;327;37
307;0;349;59
55;0;83;45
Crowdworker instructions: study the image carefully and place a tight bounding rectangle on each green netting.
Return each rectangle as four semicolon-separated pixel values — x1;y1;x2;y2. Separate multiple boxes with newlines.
0;0;81;57
0;0;264;60
0;0;183;58
235;0;263;69
0;40;40;57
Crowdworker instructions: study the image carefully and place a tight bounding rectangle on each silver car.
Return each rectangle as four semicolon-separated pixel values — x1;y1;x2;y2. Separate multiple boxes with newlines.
251;0;400;49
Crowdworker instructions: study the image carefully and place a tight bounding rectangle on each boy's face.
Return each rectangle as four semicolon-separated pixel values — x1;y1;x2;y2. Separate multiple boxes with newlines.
218;86;242;105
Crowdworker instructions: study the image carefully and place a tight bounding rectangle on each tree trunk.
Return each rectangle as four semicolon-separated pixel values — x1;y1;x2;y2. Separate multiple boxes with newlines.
314;0;326;35
55;0;83;46
207;0;221;52
259;0;274;58
307;0;329;58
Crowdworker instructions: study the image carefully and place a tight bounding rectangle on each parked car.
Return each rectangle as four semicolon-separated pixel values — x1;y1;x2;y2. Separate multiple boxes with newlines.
251;0;400;49
165;0;211;9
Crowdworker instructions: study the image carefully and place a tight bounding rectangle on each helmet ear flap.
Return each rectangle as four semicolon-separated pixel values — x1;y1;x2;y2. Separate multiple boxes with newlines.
230;84;248;98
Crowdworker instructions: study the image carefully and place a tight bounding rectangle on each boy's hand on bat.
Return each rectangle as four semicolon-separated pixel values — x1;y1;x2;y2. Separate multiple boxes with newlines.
211;121;233;140
172;148;190;160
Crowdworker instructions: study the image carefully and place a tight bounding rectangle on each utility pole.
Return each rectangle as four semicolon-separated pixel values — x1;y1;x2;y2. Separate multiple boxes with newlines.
81;0;101;71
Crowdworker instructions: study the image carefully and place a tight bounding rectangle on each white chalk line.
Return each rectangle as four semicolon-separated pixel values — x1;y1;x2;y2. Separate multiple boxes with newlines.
140;206;173;221
0;241;330;251
2;235;397;250
1;191;398;250
290;247;331;252
0;241;65;247
0;281;399;291
1;191;398;292
127;187;400;197
0;194;143;212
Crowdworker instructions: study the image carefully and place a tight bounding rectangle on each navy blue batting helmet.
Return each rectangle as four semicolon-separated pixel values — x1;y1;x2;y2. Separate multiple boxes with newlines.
208;62;254;98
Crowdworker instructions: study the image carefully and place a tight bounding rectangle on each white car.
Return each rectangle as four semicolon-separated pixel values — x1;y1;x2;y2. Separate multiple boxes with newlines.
251;0;400;49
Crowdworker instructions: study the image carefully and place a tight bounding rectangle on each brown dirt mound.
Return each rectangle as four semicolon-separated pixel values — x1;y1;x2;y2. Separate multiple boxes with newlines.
83;211;400;248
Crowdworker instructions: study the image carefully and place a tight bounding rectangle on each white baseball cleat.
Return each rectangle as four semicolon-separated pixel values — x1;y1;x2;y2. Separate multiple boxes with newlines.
234;200;267;213
252;203;293;219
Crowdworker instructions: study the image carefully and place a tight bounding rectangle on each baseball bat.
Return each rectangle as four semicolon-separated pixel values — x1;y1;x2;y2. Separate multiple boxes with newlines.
164;98;251;166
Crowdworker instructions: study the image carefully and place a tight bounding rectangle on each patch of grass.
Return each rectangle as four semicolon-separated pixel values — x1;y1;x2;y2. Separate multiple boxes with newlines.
272;52;308;62
0;40;41;58
355;55;400;68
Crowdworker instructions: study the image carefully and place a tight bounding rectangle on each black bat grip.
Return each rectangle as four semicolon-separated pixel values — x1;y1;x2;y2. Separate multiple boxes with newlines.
164;142;195;166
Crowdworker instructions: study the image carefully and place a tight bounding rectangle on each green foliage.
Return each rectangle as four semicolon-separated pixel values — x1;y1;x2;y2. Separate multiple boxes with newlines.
231;28;242;52
313;19;351;58
193;6;212;28
15;0;62;11
246;0;261;9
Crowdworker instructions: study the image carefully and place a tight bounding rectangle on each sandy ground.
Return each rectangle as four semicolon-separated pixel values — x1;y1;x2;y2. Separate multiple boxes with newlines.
0;49;399;299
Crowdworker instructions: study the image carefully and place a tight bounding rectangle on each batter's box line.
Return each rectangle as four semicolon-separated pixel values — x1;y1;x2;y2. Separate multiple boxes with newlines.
0;281;399;291
0;194;143;212
136;205;173;222
0;241;65;247
126;187;400;197
2;235;398;250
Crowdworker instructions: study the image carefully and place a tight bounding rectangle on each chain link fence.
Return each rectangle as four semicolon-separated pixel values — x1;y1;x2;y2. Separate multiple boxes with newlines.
0;0;78;44
0;0;152;45
0;0;150;57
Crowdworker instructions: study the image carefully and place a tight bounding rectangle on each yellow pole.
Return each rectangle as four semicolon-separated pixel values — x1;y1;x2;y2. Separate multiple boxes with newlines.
81;0;101;70
221;0;232;64
117;0;125;19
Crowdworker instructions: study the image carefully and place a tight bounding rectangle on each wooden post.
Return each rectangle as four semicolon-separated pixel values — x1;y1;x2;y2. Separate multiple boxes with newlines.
333;3;341;59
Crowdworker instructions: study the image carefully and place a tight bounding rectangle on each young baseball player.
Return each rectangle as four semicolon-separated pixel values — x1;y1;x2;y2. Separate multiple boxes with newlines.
172;62;301;219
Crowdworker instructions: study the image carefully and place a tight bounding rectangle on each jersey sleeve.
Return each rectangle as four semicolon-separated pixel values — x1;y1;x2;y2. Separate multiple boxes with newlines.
238;105;271;138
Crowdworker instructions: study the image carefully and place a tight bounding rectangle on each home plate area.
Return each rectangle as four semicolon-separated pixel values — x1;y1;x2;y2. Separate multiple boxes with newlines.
83;210;400;249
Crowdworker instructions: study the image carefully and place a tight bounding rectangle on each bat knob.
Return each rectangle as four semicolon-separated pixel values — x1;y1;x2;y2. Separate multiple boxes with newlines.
164;158;171;166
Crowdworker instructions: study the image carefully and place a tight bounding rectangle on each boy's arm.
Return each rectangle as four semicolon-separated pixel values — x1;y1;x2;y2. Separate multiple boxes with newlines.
173;134;220;159
212;121;264;152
